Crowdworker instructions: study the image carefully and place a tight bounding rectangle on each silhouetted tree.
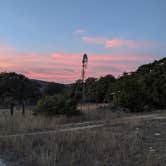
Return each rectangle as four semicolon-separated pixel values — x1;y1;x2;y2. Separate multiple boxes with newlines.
96;74;116;102
0;72;40;104
43;82;66;96
85;77;97;102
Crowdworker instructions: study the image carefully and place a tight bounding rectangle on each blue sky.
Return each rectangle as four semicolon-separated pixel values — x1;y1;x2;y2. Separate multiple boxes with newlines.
0;0;166;82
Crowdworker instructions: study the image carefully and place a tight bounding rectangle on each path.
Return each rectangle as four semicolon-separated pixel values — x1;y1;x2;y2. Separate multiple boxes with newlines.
0;113;165;139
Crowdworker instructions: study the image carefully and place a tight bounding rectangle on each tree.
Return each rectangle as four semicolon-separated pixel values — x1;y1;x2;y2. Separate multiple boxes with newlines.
113;74;146;111
136;57;166;108
112;57;166;111
0;72;40;104
43;82;66;96
85;77;97;102
70;79;83;102
96;74;116;102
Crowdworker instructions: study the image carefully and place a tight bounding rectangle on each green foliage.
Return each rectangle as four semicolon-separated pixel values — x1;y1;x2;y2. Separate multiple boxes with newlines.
113;74;147;111
34;94;79;116
96;75;116;102
71;57;166;112
113;57;166;111
136;58;166;108
43;82;66;96
71;75;116;103
70;79;83;102
0;72;40;104
85;77;97;102
1;57;166;113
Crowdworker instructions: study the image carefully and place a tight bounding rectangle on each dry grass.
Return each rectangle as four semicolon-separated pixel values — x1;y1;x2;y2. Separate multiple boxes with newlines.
0;105;165;166
0;104;125;135
0;119;166;166
77;103;109;111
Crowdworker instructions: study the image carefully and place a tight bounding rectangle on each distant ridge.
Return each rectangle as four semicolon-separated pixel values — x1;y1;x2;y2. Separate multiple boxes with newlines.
30;79;70;92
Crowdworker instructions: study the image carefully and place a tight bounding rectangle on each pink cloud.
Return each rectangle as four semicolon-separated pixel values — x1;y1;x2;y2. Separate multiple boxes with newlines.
0;44;157;83
105;38;137;48
105;38;160;48
80;36;161;48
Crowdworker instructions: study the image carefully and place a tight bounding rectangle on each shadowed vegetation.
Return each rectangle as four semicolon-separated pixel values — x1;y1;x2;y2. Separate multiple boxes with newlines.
71;57;166;112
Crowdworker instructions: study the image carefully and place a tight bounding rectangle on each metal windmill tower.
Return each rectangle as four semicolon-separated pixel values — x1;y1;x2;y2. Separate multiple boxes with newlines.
82;53;88;103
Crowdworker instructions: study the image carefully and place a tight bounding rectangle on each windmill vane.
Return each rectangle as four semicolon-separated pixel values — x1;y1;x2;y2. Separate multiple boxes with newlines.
82;54;88;63
82;53;88;103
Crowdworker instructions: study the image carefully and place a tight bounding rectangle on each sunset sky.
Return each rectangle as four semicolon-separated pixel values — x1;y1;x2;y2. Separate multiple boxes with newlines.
0;0;166;83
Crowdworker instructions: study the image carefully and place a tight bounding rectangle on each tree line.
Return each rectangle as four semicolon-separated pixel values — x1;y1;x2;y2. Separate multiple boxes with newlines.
0;72;66;105
71;57;166;111
0;57;165;112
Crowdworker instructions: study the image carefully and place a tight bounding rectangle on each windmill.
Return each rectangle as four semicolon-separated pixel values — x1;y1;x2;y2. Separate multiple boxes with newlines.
82;53;88;103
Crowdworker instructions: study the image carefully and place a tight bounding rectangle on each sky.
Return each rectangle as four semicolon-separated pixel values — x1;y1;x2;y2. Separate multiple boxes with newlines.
0;0;166;83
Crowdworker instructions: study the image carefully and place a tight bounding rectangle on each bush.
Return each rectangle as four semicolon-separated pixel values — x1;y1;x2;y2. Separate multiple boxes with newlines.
33;94;79;116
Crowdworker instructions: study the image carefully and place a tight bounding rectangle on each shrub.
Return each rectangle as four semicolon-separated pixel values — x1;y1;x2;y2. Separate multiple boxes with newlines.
33;94;79;116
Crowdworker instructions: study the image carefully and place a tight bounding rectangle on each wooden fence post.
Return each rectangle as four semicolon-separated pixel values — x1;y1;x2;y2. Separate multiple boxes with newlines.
10;103;14;116
22;101;25;116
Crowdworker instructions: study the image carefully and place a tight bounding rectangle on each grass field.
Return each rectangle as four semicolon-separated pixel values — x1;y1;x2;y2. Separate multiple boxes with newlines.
0;105;166;166
0;104;123;135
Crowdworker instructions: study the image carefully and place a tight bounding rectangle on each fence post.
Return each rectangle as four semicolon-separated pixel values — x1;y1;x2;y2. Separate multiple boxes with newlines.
10;103;14;116
22;101;25;116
